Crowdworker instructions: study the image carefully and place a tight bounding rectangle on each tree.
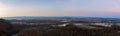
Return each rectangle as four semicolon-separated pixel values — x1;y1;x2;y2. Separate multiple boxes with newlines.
0;19;13;36
18;28;42;36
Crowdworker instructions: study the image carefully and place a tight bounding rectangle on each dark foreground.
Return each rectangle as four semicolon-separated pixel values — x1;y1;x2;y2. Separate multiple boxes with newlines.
0;18;120;36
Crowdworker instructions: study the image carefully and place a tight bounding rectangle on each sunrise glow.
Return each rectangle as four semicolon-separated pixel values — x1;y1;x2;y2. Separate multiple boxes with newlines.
0;0;120;18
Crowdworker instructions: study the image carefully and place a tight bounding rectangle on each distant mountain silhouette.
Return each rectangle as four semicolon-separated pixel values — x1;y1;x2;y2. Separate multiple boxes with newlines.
2;16;120;20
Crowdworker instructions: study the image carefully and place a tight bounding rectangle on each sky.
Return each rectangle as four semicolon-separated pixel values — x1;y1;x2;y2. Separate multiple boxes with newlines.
0;0;120;18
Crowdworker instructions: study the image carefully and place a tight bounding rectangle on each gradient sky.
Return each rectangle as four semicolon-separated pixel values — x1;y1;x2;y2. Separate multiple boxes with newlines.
0;0;120;18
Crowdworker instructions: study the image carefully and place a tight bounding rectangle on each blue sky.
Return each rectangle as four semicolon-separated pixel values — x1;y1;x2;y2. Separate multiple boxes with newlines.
0;0;120;18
